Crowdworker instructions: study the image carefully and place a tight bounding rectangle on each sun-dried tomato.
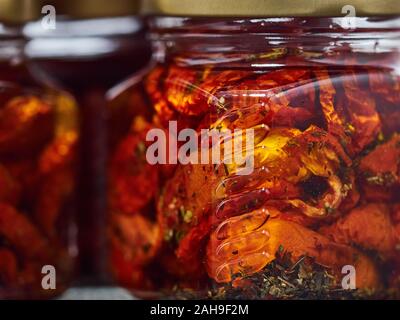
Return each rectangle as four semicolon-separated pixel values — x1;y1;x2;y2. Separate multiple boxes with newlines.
0;249;18;286
108;126;158;215
110;245;153;289
35;169;75;238
0;203;50;261
0;96;54;156
206;215;379;289
109;213;161;267
320;203;400;259
0;164;20;205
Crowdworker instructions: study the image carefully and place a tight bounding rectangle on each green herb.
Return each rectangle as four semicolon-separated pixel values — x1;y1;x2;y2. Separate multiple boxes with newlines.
307;141;315;154
344;123;355;136
365;172;396;186
175;230;186;243
135;141;146;157
311;130;327;138
324;202;335;215
286;139;300;147
216;97;228;113
164;229;174;242
205;252;380;300
168;251;395;300
180;206;193;224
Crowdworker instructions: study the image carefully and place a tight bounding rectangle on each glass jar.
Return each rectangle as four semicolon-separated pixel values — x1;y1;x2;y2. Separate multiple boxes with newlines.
107;0;400;299
26;0;151;283
0;2;79;299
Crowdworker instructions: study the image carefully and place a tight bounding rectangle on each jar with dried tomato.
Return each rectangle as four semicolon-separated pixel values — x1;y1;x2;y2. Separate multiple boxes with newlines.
26;0;151;283
0;1;79;299
107;0;400;299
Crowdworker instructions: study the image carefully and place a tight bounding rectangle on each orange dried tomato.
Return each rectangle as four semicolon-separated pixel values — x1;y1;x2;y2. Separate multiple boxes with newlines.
0;96;54;156
0;164;20;206
0;203;50;261
320;203;400;259
108;128;158;215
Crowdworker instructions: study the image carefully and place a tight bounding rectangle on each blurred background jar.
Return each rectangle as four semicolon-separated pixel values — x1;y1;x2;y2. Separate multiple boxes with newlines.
25;0;152;285
107;0;400;299
0;0;79;299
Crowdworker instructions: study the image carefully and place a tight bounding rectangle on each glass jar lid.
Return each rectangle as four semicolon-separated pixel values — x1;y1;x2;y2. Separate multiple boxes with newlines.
142;0;400;17
0;0;141;23
0;0;43;24
49;0;141;19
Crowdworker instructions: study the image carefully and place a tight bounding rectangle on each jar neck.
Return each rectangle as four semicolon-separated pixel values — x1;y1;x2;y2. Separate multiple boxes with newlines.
149;17;400;70
0;23;25;62
0;23;39;86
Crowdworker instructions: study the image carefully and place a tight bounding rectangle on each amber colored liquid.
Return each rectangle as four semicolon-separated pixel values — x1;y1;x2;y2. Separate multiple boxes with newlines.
106;59;400;298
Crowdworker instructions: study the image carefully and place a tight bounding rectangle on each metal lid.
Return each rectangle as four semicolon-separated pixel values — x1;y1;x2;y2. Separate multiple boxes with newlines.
0;0;43;24
50;0;141;19
0;0;140;24
141;0;400;17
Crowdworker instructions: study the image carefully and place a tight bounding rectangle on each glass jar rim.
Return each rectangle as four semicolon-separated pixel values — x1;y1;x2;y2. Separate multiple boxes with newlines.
149;16;400;34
